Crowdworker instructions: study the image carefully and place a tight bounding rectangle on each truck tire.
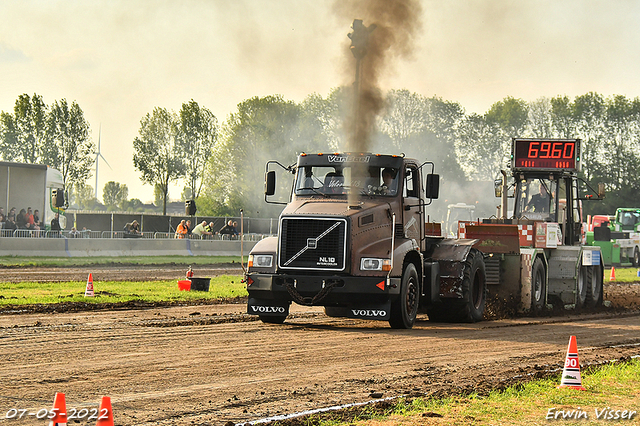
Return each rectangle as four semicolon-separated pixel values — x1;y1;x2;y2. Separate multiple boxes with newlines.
259;315;287;324
586;265;603;308
576;266;588;308
389;263;419;329
633;246;640;267
427;249;486;323
531;257;546;312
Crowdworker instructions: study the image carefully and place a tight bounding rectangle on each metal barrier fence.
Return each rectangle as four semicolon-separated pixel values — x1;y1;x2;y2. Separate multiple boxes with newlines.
0;228;273;241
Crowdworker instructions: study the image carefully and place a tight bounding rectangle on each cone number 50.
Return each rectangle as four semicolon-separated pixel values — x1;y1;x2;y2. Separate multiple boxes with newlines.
5;407;109;420
565;358;579;368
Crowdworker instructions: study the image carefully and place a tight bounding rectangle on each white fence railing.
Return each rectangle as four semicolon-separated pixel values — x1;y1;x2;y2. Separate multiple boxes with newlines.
0;228;273;241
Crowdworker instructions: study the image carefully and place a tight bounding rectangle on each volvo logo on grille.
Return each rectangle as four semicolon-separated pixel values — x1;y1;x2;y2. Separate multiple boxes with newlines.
307;238;317;249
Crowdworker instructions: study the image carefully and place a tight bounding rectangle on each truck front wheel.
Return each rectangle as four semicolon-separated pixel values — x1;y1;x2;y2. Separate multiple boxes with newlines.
389;263;419;329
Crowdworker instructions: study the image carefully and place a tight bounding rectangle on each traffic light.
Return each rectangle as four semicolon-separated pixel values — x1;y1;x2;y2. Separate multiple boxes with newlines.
52;189;65;208
185;200;197;216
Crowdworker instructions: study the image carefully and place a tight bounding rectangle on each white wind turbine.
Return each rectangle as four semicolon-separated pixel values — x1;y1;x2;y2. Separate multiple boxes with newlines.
94;125;112;200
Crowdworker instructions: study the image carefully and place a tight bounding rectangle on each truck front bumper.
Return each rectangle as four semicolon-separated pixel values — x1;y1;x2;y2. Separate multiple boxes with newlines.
246;273;401;305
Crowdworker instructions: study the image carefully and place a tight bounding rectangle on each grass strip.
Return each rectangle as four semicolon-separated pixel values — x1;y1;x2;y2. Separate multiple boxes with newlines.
606;267;640;283
285;358;639;426
0;275;246;305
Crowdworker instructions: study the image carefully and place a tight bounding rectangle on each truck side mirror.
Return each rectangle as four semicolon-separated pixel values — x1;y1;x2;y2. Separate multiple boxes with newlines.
52;188;65;208
597;182;606;199
265;170;276;196
185;199;197;216
425;174;439;199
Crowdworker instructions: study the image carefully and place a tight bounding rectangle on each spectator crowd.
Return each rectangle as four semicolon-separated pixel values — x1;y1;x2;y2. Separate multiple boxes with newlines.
0;206;45;234
175;219;239;239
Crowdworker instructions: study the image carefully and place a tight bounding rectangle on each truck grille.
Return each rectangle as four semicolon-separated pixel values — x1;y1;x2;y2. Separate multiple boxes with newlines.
278;217;347;271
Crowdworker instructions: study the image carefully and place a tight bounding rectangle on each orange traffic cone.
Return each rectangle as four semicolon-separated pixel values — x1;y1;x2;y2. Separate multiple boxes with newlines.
85;273;95;297
558;335;586;390
95;396;114;426
609;267;616;281
49;392;67;426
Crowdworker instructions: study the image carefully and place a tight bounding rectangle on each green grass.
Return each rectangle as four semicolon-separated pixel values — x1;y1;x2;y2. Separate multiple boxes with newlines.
0;275;246;305
0;255;243;267
605;266;640;283
306;359;640;426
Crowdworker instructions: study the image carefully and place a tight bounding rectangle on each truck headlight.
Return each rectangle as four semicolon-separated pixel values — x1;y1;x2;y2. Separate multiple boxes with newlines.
248;254;273;268
360;258;391;271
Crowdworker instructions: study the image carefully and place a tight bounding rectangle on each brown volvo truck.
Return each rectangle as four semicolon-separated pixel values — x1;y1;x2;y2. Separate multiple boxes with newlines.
244;152;486;329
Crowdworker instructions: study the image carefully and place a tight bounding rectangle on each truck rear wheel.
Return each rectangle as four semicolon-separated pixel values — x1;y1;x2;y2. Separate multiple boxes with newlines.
389;263;419;329
586;265;603;308
427;249;486;323
259;315;287;324
531;257;546;312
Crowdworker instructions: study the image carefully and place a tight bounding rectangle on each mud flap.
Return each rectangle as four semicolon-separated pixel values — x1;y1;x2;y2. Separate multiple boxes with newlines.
247;298;290;317
325;301;391;321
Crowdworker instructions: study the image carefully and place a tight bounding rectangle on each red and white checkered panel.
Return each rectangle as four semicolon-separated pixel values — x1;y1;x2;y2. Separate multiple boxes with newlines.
459;222;466;239
518;224;534;247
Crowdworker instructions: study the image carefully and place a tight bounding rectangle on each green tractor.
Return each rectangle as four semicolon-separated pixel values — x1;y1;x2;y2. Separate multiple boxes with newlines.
586;208;640;266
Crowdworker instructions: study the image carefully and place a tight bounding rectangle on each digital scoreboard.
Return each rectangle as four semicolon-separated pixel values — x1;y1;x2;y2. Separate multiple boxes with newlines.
511;138;580;172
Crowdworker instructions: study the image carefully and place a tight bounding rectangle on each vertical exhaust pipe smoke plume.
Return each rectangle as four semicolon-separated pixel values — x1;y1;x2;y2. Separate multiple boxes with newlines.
336;0;423;206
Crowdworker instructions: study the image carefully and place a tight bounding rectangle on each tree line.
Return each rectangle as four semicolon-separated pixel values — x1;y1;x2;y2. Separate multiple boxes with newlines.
1;90;639;218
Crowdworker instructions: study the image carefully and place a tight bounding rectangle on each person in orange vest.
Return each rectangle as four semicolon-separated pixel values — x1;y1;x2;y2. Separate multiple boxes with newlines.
175;220;188;239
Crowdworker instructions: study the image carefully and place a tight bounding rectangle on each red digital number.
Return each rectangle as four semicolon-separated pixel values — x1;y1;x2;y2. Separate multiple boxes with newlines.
563;142;574;159
540;142;551;158
551;143;562;158
527;142;539;158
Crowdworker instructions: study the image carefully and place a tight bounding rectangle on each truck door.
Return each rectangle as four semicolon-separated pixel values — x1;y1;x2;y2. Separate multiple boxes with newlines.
402;165;423;242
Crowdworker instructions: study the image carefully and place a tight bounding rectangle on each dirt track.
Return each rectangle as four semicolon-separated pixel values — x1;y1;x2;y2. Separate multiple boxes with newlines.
0;266;639;426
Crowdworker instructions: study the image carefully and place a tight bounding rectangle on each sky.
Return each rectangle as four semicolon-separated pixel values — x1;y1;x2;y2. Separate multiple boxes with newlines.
2;0;640;203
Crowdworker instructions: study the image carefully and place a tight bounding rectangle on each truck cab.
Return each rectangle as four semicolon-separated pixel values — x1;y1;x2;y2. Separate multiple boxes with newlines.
245;152;486;328
587;208;640;266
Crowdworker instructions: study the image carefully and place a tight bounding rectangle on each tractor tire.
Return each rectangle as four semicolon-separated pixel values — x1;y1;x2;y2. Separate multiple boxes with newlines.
389;263;419;329
259;315;287;324
586;265;603;308
531;257;546;312
576;266;588;308
427;249;486;323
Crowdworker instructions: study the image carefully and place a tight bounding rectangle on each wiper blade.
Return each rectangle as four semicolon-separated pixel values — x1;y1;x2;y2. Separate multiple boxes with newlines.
298;187;328;198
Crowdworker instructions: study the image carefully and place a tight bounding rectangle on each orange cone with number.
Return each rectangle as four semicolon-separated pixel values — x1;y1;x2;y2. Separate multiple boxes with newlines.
95;396;114;426
49;392;67;426
558;335;586;390
609;267;616;281
85;273;95;297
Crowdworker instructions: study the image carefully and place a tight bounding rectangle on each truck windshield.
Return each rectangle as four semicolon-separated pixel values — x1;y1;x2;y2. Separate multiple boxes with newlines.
294;165;399;197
